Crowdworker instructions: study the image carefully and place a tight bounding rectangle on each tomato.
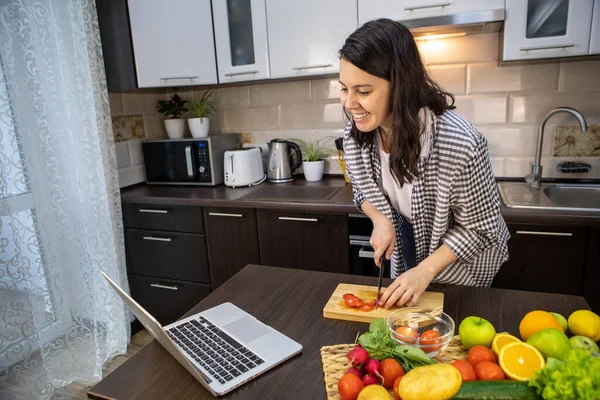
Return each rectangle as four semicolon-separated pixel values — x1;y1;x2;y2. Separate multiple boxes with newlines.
474;361;505;381
346;297;364;307
343;293;357;300
395;326;419;343
365;299;377;307
450;360;477;382
393;375;403;400
419;329;442;353
358;304;375;312
338;372;365;400
380;358;404;388
467;345;497;367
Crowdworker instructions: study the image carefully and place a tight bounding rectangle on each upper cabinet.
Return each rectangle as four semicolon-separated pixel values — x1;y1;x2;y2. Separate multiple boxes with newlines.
358;0;505;25
127;0;218;88
590;0;600;54
266;0;357;79
503;0;594;61
212;0;270;83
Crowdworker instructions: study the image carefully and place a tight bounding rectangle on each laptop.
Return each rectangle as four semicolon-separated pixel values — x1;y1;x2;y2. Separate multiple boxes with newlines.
101;272;303;396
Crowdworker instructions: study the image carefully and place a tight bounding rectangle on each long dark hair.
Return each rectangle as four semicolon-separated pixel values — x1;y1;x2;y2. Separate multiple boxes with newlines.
339;19;455;186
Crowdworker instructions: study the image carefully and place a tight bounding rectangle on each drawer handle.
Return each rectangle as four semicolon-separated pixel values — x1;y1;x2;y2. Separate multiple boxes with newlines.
516;231;573;237
350;239;371;246
160;76;198;80
139;209;168;214
150;283;179;291
208;212;243;218
292;63;332;71
520;44;575;51
224;70;259;77
143;236;172;242
278;217;318;222
404;2;451;11
358;247;375;259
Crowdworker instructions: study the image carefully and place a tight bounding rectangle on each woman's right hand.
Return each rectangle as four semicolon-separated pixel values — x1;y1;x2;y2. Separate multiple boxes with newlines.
370;215;396;267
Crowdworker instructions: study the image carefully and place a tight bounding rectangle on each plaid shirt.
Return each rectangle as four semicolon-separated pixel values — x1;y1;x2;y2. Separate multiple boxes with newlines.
343;110;510;286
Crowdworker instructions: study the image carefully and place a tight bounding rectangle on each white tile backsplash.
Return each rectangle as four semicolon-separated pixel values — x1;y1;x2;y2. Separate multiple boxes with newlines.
128;139;144;166
115;141;130;169
118;165;145;188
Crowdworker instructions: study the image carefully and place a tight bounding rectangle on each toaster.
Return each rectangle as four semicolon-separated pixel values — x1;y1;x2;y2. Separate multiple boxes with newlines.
223;147;266;187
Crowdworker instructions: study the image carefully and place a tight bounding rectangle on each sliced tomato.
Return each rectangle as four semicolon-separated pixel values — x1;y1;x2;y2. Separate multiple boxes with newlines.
359;304;375;312
365;299;377;307
346;297;364;308
343;293;357;300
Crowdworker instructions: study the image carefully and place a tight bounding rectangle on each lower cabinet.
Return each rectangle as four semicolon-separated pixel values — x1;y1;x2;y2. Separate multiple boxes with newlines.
492;223;588;296
128;274;212;325
582;227;600;313
256;210;349;273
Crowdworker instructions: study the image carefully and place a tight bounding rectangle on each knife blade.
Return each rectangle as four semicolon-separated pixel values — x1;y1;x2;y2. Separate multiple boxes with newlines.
375;255;386;310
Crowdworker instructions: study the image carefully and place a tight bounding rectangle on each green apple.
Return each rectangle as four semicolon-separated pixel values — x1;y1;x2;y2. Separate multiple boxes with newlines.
527;328;571;361
550;312;568;333
458;316;497;350
570;335;600;353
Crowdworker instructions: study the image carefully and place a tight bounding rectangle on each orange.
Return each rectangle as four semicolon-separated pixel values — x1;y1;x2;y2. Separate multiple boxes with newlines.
492;332;522;356
498;342;545;381
519;310;564;341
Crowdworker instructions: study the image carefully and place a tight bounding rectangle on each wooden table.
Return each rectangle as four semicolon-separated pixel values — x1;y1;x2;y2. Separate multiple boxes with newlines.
88;265;590;400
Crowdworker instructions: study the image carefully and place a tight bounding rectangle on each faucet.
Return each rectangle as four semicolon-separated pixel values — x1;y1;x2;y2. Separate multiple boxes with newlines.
525;107;587;188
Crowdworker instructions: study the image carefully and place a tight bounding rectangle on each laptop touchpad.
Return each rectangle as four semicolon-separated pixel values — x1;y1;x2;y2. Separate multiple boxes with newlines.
224;316;271;344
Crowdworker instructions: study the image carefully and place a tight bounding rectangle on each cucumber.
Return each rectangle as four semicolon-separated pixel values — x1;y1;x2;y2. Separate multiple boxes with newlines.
451;381;542;400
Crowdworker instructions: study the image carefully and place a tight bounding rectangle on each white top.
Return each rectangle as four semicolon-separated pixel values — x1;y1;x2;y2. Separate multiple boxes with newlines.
377;110;432;224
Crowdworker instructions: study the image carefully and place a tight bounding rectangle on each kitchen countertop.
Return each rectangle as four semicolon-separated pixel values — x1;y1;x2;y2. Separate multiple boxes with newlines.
88;264;591;400
120;176;600;225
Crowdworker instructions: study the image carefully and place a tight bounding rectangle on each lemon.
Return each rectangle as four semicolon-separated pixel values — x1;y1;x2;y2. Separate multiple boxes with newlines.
568;310;600;342
357;384;391;400
398;364;461;400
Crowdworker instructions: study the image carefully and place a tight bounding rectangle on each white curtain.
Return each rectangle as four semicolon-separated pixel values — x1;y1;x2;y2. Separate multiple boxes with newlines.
0;0;129;398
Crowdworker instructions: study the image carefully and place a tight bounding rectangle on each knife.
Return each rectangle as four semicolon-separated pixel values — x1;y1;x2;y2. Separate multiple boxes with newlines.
375;255;386;310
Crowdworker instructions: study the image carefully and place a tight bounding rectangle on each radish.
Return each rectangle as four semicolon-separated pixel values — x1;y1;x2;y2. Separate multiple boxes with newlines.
363;358;380;375
346;367;363;379
362;373;379;386
347;346;369;367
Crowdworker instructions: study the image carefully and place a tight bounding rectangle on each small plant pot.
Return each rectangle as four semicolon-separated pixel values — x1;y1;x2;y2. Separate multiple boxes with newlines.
302;160;325;181
165;119;185;139
188;117;210;138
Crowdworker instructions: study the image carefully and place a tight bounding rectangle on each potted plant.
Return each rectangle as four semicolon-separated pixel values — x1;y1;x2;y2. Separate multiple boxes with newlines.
292;137;336;181
157;94;189;139
187;90;218;138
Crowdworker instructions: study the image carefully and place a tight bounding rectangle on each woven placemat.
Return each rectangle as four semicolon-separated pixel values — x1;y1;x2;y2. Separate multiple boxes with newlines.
320;335;467;400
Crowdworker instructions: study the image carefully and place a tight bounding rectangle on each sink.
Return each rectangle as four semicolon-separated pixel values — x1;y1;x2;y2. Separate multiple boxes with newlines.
498;182;600;212
240;185;342;203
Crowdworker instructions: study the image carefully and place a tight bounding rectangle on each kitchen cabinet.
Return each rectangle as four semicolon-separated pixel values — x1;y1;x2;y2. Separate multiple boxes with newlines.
358;0;505;25
127;0;217;88
265;0;357;79
503;0;594;61
590;0;600;55
582;227;600;313
212;0;270;83
122;203;211;325
492;223;588;296
256;210;349;273
204;207;260;289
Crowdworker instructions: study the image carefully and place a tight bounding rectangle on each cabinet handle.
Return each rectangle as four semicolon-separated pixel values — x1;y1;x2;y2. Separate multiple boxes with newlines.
139;209;168;214
208;212;243;218
143;236;172;242
520;44;575;51
224;70;259;77
278;216;318;222
159;76;198;80
516;231;573;237
350;239;371;246
358;247;375;259
150;283;178;291
292;63;333;71
404;2;451;11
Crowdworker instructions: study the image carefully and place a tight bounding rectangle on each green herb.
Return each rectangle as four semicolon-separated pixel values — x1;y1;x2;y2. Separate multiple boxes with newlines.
358;318;437;372
156;94;189;119
188;89;218;118
291;137;337;162
528;348;600;400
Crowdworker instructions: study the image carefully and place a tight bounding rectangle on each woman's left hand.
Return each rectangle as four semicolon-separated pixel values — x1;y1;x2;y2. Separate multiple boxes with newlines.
378;264;434;308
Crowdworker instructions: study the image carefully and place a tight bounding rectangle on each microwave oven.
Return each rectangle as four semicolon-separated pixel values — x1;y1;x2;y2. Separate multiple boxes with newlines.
142;135;241;185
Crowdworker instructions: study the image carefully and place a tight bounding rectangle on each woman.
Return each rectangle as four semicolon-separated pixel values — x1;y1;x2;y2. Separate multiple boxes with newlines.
340;19;509;309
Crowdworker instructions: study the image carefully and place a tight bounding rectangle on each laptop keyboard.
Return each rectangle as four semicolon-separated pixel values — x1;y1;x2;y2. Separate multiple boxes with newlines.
167;316;265;384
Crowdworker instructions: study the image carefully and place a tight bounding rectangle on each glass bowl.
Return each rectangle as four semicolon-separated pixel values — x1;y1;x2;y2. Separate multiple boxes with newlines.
386;307;455;357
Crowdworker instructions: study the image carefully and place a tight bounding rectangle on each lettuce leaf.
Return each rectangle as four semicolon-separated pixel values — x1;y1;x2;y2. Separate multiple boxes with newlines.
528;349;600;400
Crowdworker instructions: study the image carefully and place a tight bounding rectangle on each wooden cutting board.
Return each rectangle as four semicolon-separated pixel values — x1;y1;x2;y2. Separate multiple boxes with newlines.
323;283;444;323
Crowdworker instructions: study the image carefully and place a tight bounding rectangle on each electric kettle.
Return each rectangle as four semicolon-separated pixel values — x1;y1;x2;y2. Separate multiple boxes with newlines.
267;139;302;183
